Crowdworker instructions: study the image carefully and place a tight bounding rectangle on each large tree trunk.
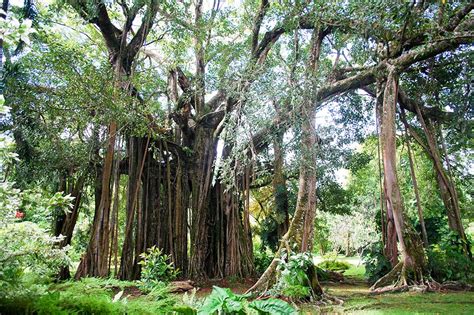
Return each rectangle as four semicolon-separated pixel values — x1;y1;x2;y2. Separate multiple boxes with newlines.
76;122;117;279
172;157;190;277
376;81;398;267
371;70;426;291
188;128;255;279
189;127;218;279
119;136;146;280
221;167;255;279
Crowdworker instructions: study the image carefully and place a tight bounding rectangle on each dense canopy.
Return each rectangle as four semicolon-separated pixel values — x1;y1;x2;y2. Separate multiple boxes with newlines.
0;0;473;313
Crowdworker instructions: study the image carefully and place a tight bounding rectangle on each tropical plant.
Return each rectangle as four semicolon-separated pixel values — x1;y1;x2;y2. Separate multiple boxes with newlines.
253;246;274;275
138;246;179;289
198;286;295;315
271;251;318;300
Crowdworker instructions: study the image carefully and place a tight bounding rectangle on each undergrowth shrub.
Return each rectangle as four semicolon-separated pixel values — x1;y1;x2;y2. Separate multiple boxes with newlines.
271;251;317;300
199;286;296;315
360;242;391;284
0;221;69;300
139;246;179;291
317;260;350;272
428;229;474;282
253;246;274;275
1;277;179;314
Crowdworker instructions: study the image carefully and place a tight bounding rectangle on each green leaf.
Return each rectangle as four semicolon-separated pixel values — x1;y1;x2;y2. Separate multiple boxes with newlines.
249;299;296;315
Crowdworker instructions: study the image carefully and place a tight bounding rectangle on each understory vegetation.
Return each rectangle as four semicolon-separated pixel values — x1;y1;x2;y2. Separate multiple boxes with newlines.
1;0;473;314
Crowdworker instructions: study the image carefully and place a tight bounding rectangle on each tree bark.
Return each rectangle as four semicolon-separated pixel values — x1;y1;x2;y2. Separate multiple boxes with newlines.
376;80;398;267
401;110;428;248
55;174;85;279
76;122;117;279
189;127;218;279
372;69;426;290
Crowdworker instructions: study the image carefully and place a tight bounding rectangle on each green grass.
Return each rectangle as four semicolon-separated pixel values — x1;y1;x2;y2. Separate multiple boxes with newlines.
0;277;182;314
3;275;473;314
341;291;474;314
314;254;366;281
343;263;366;280
299;282;474;314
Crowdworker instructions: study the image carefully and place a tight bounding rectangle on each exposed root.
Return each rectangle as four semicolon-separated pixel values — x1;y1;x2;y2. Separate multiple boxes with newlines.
370;284;409;295
370;261;403;291
368;272;472;295
369;261;448;295
319;293;344;306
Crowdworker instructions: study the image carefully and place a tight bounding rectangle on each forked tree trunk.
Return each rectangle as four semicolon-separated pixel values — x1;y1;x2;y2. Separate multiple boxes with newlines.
371;70;426;291
248;25;326;296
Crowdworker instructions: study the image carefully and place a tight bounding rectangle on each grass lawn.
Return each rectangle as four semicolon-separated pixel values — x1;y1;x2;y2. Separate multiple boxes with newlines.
304;255;474;314
321;288;474;314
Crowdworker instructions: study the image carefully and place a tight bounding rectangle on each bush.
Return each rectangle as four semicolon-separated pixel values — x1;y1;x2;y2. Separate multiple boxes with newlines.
253;247;274;275
428;229;474;282
0;278;179;315
138;246;179;290
271;251;317;300
317;260;350;272
360;242;391;284
0;221;70;299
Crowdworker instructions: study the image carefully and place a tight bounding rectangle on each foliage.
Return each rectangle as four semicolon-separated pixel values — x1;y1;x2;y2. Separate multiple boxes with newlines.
0;9;36;48
0;277;178;315
138;246;179;289
199;286;295;315
0;221;70;298
428;229;474;282
360;242;392;284
253;246;274;275
0;118;71;300
317;259;350;272
271;251;315;300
